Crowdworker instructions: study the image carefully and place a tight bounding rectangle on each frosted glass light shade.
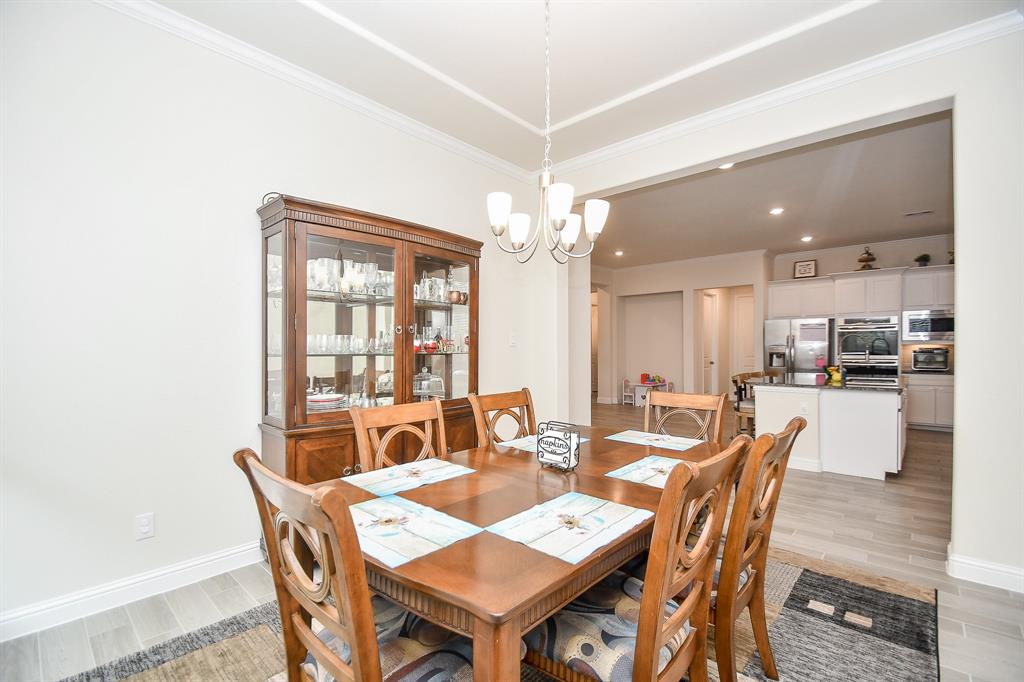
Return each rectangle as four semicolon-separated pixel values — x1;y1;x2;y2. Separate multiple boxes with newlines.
560;214;581;249
547;183;575;221
508;212;531;247
487;192;512;228
584;199;610;239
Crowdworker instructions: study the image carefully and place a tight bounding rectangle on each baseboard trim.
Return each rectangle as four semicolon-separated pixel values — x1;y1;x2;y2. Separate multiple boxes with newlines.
947;552;1024;593
787;456;823;473
596;396;615;405
0;540;263;642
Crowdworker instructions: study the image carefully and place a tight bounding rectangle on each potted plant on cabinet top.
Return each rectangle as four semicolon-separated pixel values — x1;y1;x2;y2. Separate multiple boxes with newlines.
913;253;931;267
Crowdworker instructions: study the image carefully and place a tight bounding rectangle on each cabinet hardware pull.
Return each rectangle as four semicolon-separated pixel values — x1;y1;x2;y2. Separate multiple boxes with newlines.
353;464;362;473
394;325;403;335
408;325;416;334
342;466;353;476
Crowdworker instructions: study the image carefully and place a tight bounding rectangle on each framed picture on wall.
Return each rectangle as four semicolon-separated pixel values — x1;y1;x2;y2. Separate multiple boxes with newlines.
793;259;817;279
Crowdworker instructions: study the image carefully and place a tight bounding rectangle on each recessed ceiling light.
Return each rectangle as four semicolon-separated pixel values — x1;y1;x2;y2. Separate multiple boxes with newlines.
769;207;785;216
801;235;813;242
614;250;624;256
717;162;735;170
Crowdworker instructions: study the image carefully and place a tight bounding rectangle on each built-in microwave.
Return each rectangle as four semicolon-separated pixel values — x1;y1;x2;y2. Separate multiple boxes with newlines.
911;347;950;372
902;309;954;342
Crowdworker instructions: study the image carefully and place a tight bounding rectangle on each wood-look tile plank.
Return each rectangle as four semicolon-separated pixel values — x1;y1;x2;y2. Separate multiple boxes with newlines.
125;594;182;644
89;624;142;667
208;585;258;619
163;582;223;632
230;562;276;603
0;633;41;682
38;619;94;680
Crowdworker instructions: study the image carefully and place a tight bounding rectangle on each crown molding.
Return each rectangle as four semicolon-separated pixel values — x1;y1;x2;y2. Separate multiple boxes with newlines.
93;0;534;184
554;10;1024;176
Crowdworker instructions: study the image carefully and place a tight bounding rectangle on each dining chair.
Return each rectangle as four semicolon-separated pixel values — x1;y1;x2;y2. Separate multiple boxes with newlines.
712;416;807;682
350;399;448;472
622;378;635;405
233;449;472;681
644;391;728;444
468;387;537;447
730;372;759;435
523;435;752;682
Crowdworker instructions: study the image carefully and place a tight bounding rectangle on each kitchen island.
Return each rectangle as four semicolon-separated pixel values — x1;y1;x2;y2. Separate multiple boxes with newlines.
755;382;906;480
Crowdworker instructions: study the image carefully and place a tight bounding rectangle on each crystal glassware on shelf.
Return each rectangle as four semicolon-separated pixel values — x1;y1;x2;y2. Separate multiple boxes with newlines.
364;263;379;296
340;259;355;294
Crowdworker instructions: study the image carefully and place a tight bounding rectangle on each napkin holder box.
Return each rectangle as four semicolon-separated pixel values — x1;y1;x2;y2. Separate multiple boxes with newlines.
536;421;581;472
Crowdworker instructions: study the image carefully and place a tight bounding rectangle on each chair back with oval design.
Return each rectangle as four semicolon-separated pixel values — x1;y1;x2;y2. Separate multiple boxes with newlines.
234;449;381;682
467;388;537;447
633;434;751;682
644;391;727;444
350;399;448;472
712;416;806;682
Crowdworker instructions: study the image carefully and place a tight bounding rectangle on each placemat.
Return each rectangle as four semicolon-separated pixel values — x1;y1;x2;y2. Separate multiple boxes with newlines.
486;492;653;564
495;434;589;453
604;429;703;452
604;454;689;488
350;496;482;568
343;458;475;496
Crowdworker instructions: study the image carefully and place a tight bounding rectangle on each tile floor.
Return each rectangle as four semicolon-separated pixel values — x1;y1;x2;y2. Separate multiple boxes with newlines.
3;401;1022;681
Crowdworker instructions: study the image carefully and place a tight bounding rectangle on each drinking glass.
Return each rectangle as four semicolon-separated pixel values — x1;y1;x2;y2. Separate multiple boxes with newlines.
341;259;355;294
329;259;342;292
364;263;379;296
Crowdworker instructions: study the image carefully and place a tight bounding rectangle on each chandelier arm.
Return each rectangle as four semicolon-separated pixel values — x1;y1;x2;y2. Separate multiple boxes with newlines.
515;238;542;264
554;242;596;259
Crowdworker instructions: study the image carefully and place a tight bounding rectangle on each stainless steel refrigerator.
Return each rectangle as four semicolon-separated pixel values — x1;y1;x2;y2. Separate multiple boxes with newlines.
764;318;835;384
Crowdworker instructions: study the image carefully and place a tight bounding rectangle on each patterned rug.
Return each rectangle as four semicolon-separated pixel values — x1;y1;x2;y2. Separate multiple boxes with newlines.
63;548;937;681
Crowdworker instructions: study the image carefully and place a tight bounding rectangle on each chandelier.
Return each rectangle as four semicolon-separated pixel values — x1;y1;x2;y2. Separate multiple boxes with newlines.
485;0;609;264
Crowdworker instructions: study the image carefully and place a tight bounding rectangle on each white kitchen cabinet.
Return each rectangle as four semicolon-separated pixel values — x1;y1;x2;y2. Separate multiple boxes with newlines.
833;271;902;315
935;269;955;307
867;276;902;313
768;279;834;318
905;374;954;428
936;386;954;426
906;385;936;424
833;278;866;315
903;265;954;309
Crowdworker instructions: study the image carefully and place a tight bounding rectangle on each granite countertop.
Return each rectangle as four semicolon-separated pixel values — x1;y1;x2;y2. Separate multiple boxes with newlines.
758;381;902;393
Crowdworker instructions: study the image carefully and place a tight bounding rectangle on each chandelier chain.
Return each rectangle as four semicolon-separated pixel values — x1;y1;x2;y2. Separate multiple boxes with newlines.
542;0;552;171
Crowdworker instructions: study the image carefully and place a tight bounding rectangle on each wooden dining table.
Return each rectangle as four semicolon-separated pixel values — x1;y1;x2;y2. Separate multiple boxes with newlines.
333;426;722;681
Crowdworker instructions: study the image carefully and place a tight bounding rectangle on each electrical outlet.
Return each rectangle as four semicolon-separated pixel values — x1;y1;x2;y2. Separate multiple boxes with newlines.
135;512;155;541
799;401;809;414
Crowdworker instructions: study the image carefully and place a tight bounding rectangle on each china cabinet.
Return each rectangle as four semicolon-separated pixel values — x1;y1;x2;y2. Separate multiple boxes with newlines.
260;194;481;484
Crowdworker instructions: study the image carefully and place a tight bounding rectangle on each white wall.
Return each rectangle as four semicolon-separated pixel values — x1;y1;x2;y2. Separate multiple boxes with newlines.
773;234;954;280
598;250;768;399
568;31;1024;589
621;293;684;391
0;0;565;622
567;256;592;425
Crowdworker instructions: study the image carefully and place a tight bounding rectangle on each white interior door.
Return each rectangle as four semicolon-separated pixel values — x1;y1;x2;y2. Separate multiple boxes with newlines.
733;294;756;373
702;293;718;394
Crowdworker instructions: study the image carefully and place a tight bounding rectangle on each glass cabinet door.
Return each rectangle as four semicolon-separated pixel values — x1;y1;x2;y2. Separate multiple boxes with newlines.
408;247;476;402
299;225;400;422
265;230;285;423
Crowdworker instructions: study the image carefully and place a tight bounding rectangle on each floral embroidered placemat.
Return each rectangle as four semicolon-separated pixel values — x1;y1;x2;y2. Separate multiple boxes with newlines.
494;434;589;453
604;454;689;489
344;458;475;496
604;429;703;452
486;492;653;564
350;496;482;568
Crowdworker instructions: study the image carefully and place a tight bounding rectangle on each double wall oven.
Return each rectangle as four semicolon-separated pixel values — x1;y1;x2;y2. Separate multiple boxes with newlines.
836;316;900;388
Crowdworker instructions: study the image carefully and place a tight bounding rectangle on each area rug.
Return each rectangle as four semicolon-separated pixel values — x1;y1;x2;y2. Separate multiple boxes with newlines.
63;548;937;681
